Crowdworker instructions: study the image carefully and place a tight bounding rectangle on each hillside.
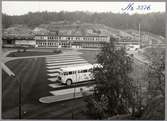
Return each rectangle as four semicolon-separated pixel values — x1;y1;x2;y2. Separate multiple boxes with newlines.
2;12;165;37
2;21;165;44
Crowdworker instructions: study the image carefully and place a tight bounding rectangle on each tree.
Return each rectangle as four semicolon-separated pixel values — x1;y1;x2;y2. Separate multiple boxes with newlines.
2;12;165;36
146;48;165;97
141;48;165;120
85;37;135;119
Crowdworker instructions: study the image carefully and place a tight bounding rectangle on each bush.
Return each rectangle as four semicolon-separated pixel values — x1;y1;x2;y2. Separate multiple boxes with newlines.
52;49;62;54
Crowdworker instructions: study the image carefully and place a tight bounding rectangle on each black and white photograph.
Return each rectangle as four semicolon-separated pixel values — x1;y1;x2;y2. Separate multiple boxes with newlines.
1;1;166;120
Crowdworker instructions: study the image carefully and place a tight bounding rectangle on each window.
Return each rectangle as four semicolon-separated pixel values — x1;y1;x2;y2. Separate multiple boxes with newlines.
69;71;72;75
89;68;93;72
64;72;68;75
81;70;87;73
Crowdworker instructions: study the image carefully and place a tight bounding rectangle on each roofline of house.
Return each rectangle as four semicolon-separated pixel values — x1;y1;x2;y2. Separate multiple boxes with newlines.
35;34;110;37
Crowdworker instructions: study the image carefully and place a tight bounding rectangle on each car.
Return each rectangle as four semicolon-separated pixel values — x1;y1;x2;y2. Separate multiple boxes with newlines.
127;45;140;51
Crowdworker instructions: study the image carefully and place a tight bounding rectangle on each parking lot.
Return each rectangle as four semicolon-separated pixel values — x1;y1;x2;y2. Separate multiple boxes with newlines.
2;49;97;119
41;51;95;103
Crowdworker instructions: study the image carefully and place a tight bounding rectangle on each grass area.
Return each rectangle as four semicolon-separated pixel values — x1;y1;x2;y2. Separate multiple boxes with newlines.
2;58;49;111
2;48;149;119
7;51;61;57
77;49;100;64
2;57;89;119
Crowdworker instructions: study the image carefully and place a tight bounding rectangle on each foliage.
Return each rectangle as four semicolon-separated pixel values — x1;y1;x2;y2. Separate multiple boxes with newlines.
146;48;165;97
141;95;165;120
141;47;165;119
2;12;165;36
85;37;135;119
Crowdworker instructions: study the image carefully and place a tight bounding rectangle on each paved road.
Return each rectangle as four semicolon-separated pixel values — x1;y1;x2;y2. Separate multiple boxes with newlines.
2;49;95;104
127;49;150;65
2;49;82;63
41;50;96;103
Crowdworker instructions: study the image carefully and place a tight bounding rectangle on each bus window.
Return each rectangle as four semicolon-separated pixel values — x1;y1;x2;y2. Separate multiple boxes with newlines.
88;68;93;72
64;72;68;75
83;70;87;73
69;71;72;75
80;70;84;73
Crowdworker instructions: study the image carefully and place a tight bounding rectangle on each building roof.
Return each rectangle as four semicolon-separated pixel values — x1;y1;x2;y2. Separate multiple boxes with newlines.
60;63;102;72
2;34;34;40
35;34;109;37
60;64;93;72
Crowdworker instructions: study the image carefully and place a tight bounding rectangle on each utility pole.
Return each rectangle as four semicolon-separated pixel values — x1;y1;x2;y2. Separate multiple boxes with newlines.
72;86;76;119
72;73;77;119
139;24;141;49
18;77;22;119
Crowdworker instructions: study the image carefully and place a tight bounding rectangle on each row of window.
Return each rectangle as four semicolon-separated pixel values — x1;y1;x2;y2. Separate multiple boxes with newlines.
37;42;72;46
63;69;93;75
81;44;103;48
36;36;109;42
48;36;60;40
37;42;59;46
36;42;103;48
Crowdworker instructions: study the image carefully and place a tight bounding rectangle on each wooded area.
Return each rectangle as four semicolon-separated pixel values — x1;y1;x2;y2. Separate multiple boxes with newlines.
2;12;165;36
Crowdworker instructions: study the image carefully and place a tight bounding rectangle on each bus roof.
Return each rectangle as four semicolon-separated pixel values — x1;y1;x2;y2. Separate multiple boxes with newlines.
60;63;93;72
60;63;103;72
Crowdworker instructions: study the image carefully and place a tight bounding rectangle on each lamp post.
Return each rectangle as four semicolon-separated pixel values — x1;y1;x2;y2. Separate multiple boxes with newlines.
72;73;77;119
11;75;22;119
139;24;142;49
1;63;22;119
18;77;22;119
72;85;76;119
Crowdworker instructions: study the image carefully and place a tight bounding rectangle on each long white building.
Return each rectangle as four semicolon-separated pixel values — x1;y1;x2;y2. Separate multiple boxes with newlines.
35;34;110;48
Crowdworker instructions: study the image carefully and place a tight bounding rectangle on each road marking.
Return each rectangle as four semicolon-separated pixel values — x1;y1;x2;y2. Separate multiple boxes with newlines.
39;93;83;103
46;62;88;69
48;83;63;88
48;73;60;77
46;57;82;62
46;54;81;59
47;63;91;72
47;69;60;73
48;77;59;82
46;60;88;66
46;58;85;64
49;85;95;96
46;56;81;60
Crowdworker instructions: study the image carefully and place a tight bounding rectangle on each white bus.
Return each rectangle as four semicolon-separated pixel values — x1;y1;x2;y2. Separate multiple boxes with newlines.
55;63;102;85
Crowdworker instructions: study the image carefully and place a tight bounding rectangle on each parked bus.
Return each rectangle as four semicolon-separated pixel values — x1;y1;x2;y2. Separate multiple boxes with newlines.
55;63;102;85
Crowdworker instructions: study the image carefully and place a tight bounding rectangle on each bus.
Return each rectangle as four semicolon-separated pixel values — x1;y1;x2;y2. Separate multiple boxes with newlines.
55;63;102;85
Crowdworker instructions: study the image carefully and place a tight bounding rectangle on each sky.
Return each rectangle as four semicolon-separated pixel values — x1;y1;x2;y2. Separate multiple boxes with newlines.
2;1;166;16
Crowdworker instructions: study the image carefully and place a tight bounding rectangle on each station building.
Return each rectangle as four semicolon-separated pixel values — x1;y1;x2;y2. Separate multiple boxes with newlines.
35;34;110;48
2;35;35;48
